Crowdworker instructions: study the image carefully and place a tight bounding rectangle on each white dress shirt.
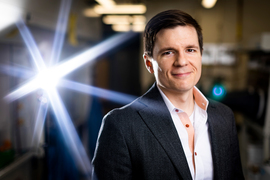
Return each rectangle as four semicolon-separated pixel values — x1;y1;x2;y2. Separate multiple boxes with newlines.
157;86;213;180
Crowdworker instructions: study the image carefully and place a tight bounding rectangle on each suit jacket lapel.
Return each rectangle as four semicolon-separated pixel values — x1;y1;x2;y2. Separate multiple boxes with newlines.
138;84;192;180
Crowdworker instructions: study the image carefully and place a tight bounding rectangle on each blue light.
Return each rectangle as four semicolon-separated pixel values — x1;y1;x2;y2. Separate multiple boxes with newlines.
212;84;226;100
213;87;223;96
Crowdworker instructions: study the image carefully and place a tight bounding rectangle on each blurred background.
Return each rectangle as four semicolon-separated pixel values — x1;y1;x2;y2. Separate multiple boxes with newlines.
0;0;270;179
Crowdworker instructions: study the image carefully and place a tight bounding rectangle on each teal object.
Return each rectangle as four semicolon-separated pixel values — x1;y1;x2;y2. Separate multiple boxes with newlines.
212;84;226;101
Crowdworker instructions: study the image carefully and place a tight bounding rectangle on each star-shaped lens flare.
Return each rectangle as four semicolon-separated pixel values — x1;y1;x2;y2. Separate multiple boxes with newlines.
2;0;137;178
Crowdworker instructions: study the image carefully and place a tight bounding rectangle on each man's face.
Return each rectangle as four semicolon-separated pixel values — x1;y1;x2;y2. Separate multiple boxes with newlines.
145;25;202;95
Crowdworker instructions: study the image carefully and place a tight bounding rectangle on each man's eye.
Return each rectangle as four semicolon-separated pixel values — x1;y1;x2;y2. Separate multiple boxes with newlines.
187;49;195;52
163;51;173;55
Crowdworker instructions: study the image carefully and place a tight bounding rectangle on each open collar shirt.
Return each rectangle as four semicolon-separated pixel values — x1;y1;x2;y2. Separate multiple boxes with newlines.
157;86;213;180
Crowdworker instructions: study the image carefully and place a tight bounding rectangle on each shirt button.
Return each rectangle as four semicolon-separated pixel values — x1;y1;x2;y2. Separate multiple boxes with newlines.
195;152;197;156
185;124;189;128
175;109;179;112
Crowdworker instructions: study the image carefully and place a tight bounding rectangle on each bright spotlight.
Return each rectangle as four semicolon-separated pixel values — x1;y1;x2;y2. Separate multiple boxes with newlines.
201;0;217;9
5;31;136;102
36;68;61;91
3;0;138;178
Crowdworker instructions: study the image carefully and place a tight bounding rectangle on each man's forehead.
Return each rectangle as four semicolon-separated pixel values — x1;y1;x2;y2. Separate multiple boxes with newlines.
156;25;196;36
154;26;198;46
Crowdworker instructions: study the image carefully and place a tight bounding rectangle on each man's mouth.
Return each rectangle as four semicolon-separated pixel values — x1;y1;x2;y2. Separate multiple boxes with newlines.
172;72;191;78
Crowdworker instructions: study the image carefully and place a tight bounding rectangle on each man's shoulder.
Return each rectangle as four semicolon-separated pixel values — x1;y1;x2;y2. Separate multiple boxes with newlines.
103;95;145;121
103;84;162;125
99;96;150;133
110;97;142;112
208;98;234;117
105;84;159;118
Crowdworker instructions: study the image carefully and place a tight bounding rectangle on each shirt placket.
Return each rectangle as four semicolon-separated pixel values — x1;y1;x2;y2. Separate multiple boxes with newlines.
193;111;208;180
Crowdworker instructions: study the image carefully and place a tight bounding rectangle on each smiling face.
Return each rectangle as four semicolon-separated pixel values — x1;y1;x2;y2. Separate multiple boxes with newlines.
144;25;202;96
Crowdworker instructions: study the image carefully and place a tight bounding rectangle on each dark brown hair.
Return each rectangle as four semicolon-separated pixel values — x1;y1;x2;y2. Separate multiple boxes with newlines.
144;9;203;57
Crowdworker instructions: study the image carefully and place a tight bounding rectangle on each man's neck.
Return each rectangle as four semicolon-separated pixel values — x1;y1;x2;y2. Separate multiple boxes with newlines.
158;85;194;116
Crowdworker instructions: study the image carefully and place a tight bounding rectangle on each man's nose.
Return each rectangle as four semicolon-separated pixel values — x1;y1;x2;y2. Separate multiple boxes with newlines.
174;53;188;67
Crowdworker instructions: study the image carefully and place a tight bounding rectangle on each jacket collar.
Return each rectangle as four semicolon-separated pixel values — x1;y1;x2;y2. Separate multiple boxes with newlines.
137;83;193;180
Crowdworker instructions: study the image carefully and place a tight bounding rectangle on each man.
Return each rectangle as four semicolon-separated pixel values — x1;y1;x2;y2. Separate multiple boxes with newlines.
92;10;244;180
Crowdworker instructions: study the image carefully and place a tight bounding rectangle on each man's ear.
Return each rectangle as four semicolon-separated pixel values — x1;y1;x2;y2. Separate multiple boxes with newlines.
143;53;154;74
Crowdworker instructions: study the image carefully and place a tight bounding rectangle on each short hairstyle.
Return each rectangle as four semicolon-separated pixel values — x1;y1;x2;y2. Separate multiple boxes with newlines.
144;9;203;57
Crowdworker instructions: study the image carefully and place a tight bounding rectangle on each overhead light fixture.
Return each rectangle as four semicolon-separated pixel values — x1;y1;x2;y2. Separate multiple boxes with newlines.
93;4;147;14
112;24;145;32
84;0;147;31
0;2;22;31
102;15;146;32
103;15;145;24
201;0;217;9
133;15;146;24
95;0;116;9
112;24;131;32
132;24;145;32
103;15;132;25
83;8;101;17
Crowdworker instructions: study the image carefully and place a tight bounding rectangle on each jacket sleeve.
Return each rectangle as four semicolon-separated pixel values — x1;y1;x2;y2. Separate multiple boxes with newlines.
92;113;133;180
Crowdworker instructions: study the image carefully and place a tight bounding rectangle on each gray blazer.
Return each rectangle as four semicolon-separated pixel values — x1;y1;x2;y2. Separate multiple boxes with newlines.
92;83;245;180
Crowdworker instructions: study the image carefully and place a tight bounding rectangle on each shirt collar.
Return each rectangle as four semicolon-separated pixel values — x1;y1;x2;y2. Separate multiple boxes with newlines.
157;86;176;113
193;86;208;111
157;86;209;113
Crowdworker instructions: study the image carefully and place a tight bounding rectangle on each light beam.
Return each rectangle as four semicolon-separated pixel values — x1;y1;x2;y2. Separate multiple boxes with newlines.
5;78;41;102
49;0;72;66
32;100;48;148
0;65;34;79
5;32;136;102
46;88;92;175
59;79;137;105
16;19;46;71
54;31;136;78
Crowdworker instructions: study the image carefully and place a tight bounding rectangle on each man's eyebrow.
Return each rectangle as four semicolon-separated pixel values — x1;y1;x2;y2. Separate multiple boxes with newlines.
157;45;200;55
186;45;199;49
158;47;177;54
